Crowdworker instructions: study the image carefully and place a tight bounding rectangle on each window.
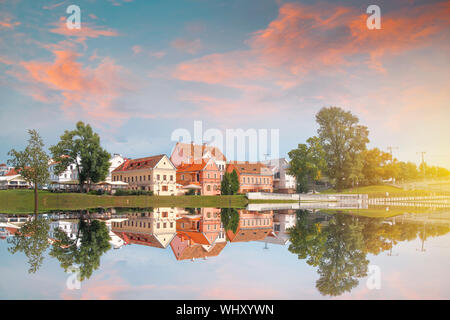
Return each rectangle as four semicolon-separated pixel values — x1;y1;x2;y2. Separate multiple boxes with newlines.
162;186;168;191
157;223;160;229
206;185;211;191
162;212;168;218
157;175;160;180
163;223;167;228
163;175;167;180
170;222;174;228
148;175;151;180
170;175;173;181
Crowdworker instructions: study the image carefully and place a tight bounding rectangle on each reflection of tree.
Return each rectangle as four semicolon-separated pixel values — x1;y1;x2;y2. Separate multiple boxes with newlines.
288;210;327;267
315;214;369;296
220;208;240;233
7;219;50;273
288;212;369;296
49;214;111;281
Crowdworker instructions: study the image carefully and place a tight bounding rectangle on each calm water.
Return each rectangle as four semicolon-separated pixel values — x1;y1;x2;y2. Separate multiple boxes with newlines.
1;207;449;299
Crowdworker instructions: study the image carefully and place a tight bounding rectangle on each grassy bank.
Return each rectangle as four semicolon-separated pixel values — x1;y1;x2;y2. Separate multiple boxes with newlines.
0;190;248;214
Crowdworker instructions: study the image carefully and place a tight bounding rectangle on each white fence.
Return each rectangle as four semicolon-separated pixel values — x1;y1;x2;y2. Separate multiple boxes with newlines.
246;192;368;202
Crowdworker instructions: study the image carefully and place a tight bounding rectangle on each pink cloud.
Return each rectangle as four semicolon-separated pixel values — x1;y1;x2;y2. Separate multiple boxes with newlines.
19;49;137;126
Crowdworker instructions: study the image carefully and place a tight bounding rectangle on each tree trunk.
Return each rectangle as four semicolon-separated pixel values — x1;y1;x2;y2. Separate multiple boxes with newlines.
34;182;38;218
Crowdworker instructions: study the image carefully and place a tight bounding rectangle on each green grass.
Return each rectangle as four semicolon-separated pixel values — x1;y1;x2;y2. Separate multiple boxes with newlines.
0;189;248;214
321;184;450;198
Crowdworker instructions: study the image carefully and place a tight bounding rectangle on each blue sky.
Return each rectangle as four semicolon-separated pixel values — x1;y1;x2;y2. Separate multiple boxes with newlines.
0;0;449;167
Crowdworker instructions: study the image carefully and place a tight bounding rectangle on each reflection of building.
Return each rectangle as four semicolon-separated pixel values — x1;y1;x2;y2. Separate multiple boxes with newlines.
111;209;177;249
170;207;227;261
111;154;177;195
0;164;13;176
176;159;221;195
226;210;274;242
49;221;79;241
260;210;296;245
261;158;296;193
105;218;128;249
226;162;273;193
0;222;19;239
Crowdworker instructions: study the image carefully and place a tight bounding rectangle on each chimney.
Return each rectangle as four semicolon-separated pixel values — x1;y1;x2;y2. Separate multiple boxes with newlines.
190;141;194;163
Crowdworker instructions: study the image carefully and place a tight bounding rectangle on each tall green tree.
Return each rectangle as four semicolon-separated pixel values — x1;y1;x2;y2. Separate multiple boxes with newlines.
221;173;232;195
8;130;50;216
50;121;111;192
8;219;50;273
288;136;327;193
230;170;240;195
316;107;369;191
49;214;111;281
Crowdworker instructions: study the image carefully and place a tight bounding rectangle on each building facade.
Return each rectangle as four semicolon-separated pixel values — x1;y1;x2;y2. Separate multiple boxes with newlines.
111;154;177;195
105;153;127;182
176;158;221;195
170;142;227;179
0;169;31;189
262;158;297;193
226;161;273;193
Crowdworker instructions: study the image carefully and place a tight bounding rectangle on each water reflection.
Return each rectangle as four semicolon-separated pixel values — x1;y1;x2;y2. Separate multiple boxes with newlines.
1;206;450;298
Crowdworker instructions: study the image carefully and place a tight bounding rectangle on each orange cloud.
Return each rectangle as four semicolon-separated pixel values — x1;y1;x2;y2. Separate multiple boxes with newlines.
20;50;135;126
0;18;20;29
173;2;450;86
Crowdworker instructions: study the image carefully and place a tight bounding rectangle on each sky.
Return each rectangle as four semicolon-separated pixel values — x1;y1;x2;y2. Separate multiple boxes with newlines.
0;0;449;167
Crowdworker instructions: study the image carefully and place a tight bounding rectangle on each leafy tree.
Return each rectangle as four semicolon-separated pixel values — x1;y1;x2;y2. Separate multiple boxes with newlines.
220;173;231;195
230;170;240;194
7;219;50;273
288;136;327;193
50;121;110;192
361;148;390;185
316;107;369;190
220;207;240;233
8;130;50;216
49;215;111;281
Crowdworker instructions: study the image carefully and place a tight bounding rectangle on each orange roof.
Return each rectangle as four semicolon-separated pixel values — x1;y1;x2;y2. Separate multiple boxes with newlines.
5;168;19;176
177;160;209;173
226;227;272;242
171;238;227;261
178;231;211;245
113;231;166;248
112;155;166;173
227;161;272;176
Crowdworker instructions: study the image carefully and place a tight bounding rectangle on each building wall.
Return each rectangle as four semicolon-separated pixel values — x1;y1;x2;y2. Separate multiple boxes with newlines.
111;156;177;195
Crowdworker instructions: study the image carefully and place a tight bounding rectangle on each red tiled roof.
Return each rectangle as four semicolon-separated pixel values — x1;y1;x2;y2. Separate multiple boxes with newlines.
227;162;272;176
112;155;166;173
226;227;272;242
5;168;19;176
177;160;209;173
